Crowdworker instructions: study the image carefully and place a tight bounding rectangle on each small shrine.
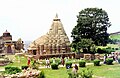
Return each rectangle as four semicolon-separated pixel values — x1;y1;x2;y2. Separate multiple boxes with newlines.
28;14;71;56
0;30;24;54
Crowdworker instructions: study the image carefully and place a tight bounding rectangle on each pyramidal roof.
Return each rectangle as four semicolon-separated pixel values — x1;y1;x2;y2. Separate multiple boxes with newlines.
29;14;70;47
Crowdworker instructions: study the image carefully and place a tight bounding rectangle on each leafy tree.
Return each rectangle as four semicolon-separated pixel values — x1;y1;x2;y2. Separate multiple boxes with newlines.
71;8;111;52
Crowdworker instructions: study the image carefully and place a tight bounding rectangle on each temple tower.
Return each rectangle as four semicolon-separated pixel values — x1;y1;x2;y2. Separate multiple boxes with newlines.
29;14;70;55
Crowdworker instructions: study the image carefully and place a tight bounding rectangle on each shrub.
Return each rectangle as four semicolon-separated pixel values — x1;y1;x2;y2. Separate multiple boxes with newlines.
93;59;100;66
79;60;86;67
51;63;58;69
65;61;72;69
21;66;28;70
38;70;45;78
80;68;93;78
106;58;113;65
5;67;21;74
118;58;120;64
55;58;61;65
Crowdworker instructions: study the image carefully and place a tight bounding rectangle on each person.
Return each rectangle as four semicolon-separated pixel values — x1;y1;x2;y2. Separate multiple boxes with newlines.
103;54;107;64
46;58;50;68
61;58;65;66
72;64;78;74
52;58;55;63
114;52;118;63
27;57;31;66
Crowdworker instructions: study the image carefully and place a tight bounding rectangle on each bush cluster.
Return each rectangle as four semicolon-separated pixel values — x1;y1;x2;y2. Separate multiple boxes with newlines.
21;66;28;70
93;59;100;66
5;67;21;74
80;68;93;78
97;47;115;54
106;58;113;65
38;70;45;78
65;61;72;69
79;60;86;67
51;63;59;69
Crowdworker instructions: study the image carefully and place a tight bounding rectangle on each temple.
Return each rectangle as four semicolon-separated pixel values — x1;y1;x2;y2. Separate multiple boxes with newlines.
28;14;71;56
0;30;24;54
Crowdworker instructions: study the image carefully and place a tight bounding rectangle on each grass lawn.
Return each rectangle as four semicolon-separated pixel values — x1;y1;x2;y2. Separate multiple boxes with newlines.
0;55;34;69
41;64;120;78
42;67;69;78
88;64;120;78
1;55;120;78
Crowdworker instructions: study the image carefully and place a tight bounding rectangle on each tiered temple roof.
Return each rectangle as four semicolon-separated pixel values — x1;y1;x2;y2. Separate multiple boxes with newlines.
29;14;70;54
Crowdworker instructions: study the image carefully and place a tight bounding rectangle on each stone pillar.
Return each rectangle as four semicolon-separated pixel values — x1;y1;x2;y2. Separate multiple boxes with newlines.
50;44;52;54
40;45;44;55
52;44;55;54
56;44;60;54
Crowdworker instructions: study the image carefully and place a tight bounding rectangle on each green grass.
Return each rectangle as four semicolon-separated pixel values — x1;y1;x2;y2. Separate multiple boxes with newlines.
88;64;120;78
40;64;120;78
41;67;70;78
97;44;120;49
0;55;34;69
110;34;120;40
1;55;120;78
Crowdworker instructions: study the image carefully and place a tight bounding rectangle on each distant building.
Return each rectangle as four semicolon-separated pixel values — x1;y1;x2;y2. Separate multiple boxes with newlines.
28;14;71;55
0;30;24;54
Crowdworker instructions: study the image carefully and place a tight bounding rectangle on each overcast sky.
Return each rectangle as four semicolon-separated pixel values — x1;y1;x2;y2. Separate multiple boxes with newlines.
0;0;120;41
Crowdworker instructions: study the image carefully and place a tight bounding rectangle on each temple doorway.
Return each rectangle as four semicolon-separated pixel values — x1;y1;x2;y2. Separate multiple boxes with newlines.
7;45;12;53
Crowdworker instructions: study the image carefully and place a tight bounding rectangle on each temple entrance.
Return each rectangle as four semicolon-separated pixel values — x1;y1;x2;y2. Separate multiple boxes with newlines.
33;50;36;55
7;45;12;53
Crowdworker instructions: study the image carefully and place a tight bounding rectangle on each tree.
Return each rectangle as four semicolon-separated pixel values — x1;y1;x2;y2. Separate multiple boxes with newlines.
71;8;111;52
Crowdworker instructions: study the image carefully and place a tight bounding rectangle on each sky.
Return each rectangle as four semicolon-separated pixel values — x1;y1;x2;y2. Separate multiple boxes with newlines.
0;0;120;42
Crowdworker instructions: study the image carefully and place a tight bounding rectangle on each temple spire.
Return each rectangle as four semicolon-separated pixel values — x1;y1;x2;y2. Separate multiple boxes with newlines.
53;13;60;21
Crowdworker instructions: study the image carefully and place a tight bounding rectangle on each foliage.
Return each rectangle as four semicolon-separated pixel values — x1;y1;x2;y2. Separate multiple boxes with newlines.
68;68;93;78
68;72;79;78
4;67;21;74
80;68;93;78
71;38;96;53
106;58;113;65
118;58;120;63
102;47;115;54
21;66;28;70
32;61;39;70
55;58;61;65
109;33;120;44
51;63;59;69
79;60;86;67
97;47;115;54
71;8;111;52
97;48;106;54
66;61;72;69
38;70;45;78
93;59;100;66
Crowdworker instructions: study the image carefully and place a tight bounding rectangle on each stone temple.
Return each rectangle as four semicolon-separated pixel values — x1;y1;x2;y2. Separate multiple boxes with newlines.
28;14;71;56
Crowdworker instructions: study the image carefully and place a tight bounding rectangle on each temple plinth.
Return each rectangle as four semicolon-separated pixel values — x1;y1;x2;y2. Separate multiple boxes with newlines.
28;14;71;55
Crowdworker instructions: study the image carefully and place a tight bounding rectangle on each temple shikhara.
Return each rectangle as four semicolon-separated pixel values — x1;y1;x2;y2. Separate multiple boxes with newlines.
28;14;71;56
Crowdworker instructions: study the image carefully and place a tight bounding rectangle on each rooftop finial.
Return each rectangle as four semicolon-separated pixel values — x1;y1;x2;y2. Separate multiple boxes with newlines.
53;13;60;21
6;30;8;32
55;13;58;18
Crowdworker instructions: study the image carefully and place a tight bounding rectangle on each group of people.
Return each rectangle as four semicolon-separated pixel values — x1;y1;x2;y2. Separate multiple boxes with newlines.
45;57;79;75
103;52;120;64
